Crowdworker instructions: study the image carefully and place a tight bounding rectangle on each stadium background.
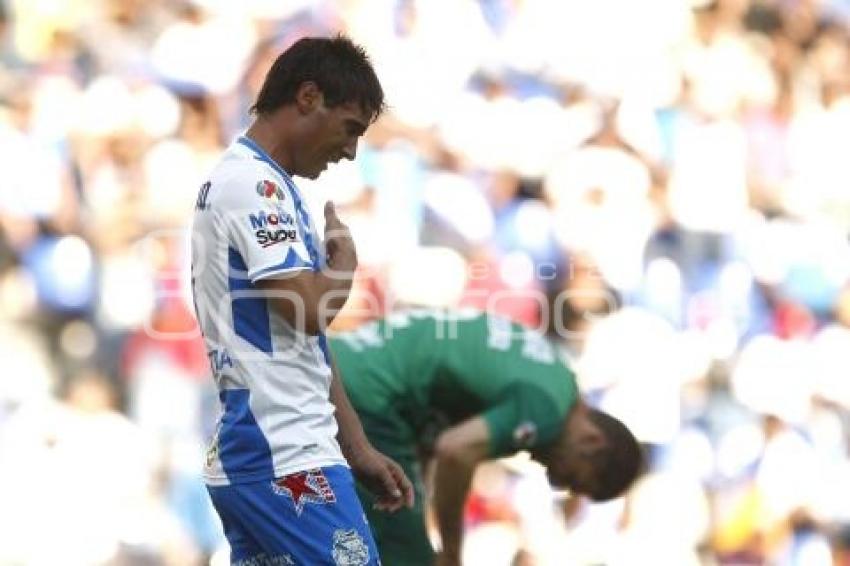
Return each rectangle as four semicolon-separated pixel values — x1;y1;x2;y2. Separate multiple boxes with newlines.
2;0;850;564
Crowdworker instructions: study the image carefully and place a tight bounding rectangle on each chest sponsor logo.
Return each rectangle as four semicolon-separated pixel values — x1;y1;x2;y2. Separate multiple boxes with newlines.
256;228;298;248
271;468;336;515
250;210;299;248
331;529;370;566
249;210;295;230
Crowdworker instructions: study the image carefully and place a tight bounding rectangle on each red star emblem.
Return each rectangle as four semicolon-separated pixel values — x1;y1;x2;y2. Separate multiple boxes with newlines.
272;469;336;515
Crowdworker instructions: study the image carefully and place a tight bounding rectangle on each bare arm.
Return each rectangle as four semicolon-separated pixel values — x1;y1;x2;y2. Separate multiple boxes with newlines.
433;416;491;566
255;202;356;335
328;353;372;461
328;353;415;511
255;268;351;335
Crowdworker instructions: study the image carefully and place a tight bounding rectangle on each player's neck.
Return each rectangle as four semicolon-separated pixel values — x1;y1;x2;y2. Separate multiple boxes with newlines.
245;116;295;176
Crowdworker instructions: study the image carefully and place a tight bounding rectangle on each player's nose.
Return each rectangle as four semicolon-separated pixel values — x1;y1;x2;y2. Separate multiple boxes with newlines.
341;138;357;161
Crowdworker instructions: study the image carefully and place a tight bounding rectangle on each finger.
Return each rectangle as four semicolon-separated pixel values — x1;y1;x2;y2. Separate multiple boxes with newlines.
376;459;413;512
379;466;403;503
372;500;400;512
377;498;403;513
365;469;403;513
371;494;398;512
388;460;415;508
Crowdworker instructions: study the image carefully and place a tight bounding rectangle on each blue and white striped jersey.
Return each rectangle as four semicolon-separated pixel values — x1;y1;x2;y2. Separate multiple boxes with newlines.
191;136;346;486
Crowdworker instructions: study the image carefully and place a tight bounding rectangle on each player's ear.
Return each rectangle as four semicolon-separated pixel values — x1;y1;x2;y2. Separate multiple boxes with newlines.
295;81;322;114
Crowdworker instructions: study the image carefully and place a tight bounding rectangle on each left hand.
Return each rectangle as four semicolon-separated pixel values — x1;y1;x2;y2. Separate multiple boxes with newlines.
349;448;415;512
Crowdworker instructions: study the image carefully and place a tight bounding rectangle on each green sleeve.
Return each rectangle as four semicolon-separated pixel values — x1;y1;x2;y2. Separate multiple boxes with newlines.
481;385;565;457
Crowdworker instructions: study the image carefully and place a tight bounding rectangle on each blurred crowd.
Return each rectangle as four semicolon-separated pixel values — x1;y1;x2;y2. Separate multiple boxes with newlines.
2;0;850;564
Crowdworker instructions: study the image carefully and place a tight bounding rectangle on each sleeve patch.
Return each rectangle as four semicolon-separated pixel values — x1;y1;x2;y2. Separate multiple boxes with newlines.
256;179;286;202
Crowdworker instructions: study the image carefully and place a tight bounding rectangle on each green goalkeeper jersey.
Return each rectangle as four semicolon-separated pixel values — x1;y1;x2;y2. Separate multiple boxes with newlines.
329;309;579;457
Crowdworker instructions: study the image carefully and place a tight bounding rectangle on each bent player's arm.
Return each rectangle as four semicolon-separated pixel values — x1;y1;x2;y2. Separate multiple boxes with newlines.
256;268;353;335
433;416;491;564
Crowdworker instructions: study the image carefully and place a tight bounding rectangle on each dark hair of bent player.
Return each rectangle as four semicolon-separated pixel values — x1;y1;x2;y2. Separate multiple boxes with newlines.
583;409;643;501
251;35;386;121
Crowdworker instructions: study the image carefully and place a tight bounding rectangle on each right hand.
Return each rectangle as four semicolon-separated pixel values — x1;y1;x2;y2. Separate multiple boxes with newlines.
323;201;357;274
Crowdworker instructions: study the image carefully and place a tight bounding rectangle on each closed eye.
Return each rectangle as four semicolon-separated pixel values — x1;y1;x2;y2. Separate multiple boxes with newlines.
345;119;367;138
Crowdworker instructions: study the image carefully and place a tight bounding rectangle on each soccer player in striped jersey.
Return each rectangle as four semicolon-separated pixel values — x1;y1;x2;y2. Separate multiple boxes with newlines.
191;36;412;566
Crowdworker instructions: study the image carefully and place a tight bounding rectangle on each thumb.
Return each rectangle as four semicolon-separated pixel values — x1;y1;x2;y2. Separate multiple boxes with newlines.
324;201;338;224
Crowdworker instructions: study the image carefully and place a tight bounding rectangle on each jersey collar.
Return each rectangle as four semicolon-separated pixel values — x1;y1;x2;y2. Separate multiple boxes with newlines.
237;135;296;186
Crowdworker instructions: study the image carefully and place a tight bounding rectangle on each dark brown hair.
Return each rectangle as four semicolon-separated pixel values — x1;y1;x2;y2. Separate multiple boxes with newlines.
252;35;385;121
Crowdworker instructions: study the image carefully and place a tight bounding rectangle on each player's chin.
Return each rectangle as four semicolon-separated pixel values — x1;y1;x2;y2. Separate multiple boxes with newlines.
308;161;330;179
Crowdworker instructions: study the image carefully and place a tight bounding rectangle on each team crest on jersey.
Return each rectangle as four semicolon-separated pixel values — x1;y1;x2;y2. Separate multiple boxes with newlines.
257;180;285;201
331;529;369;566
513;421;538;448
271;469;336;515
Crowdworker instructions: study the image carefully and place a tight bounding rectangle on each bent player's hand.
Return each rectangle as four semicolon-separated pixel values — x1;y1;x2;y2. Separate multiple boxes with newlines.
350;448;414;512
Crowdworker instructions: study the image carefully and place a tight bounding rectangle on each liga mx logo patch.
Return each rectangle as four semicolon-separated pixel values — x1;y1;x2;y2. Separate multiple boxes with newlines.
257;179;285;202
271;469;336;515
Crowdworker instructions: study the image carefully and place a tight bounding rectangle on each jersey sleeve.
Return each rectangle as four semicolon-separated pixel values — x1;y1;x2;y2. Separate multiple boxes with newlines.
482;384;565;457
222;175;316;283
